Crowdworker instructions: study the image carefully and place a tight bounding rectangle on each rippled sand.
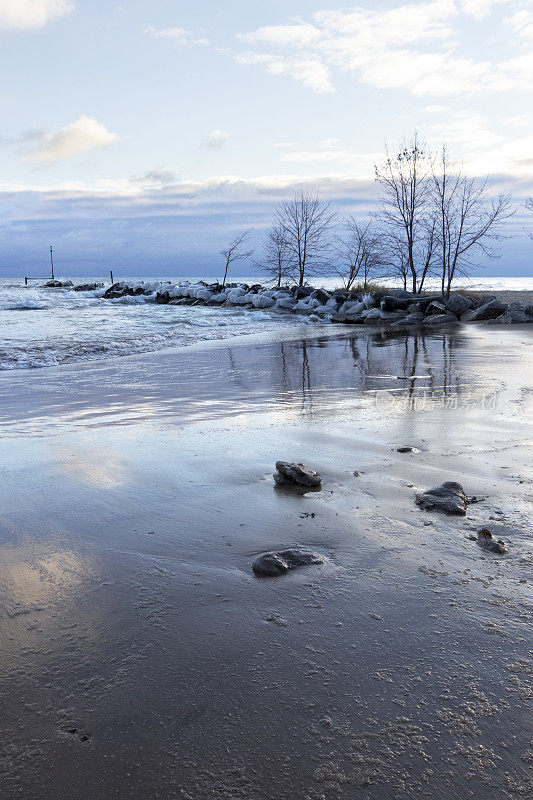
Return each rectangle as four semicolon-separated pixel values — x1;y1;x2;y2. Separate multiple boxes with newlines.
0;325;531;799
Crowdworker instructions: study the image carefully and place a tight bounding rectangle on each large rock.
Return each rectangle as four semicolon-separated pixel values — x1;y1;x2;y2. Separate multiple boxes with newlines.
391;312;425;326
252;294;276;308
103;282;126;298
524;304;533;317
291;286;314;299
310;289;331;304
446;293;474;316
486;302;532;325
415;481;469;515
462;299;507;321
73;282;103;291
276;297;297;310
274;461;322;487
330;313;365;324
380;295;411;312
362;308;406;325
425;301;447;315
41;279;73;288
416;296;445;313
252;548;326;577
423;313;459;326
155;290;171;304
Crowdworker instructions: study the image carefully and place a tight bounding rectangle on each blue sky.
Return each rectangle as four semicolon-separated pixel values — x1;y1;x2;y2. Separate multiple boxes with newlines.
0;0;532;277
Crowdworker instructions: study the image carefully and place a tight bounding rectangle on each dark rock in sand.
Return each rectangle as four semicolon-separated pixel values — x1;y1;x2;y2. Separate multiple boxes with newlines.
397;446;419;453
445;293;474;316
274;461;322;487
477;528;507;554
415;481;469;515
252;547;326;577
461;299;507;321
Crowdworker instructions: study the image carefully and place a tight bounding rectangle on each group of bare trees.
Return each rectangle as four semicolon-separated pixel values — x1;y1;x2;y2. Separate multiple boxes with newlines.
376;136;513;295
220;135;515;296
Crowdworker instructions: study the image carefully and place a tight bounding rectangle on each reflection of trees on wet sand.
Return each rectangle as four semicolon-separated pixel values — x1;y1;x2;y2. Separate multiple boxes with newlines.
266;330;467;415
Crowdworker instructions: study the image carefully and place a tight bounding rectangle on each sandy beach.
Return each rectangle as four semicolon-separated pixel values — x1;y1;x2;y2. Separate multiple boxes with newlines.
0;324;531;800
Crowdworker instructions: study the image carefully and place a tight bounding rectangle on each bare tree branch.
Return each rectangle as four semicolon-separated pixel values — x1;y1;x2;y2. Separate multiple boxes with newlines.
432;148;514;297
255;222;292;287
274;188;336;286
335;218;386;290
220;229;254;286
375;133;435;294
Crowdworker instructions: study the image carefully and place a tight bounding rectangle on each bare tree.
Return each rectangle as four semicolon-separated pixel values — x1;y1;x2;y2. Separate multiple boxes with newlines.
220;229;254;287
256;222;291;287
432;147;513;297
375;133;434;294
335;218;385;290
385;233;410;291
274;188;336;286
524;197;533;239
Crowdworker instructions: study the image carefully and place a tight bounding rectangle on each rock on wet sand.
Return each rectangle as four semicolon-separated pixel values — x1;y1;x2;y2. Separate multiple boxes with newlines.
252;548;326;577
415;481;469;515
273;461;322;488
477;528;508;554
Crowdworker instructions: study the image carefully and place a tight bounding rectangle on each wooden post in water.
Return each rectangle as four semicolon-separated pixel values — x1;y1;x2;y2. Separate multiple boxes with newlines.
49;245;55;280
110;270;114;284
25;276;28;285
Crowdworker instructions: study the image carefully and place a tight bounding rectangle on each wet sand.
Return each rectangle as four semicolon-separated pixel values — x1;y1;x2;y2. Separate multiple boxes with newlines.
0;325;531;800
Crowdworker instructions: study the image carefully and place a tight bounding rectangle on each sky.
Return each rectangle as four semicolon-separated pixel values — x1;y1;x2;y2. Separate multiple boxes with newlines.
0;0;532;277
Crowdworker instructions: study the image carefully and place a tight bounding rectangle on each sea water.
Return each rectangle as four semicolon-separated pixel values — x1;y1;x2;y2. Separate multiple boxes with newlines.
1;275;531;370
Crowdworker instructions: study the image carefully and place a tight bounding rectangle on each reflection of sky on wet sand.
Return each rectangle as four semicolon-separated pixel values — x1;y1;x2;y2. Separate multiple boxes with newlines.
0;519;98;672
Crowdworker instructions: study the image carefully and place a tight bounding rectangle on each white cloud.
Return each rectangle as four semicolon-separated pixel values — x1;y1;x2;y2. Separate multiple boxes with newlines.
144;24;210;46
236;52;334;93
23;115;116;164
239;22;322;48
129;165;176;185
424;109;533;177
460;0;510;20
506;8;533;39
201;129;229;149
0;0;73;29
236;0;533;96
144;25;191;43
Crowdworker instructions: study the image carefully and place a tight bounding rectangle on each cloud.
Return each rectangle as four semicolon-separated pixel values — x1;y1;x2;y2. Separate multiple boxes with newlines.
239;22;322;48
129;165;176;185
144;24;210;46
202;129;229;149
506;8;533;39
235;0;533;96
0;0;73;29
23;115;116;164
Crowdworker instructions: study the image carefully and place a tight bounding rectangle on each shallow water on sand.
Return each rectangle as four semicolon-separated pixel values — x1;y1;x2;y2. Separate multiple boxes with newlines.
0;326;531;799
